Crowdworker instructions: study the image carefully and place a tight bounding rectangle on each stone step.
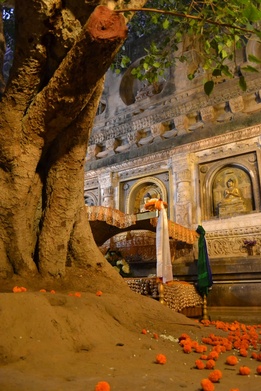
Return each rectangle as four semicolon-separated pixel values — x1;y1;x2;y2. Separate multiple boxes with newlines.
207;306;261;324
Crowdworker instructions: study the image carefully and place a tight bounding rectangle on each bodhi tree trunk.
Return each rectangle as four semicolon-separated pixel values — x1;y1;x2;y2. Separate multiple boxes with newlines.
0;0;145;279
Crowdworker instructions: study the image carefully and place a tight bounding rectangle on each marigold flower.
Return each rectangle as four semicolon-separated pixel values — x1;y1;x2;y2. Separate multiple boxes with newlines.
208;369;222;383
50;290;56;294
239;366;251;376
251;352;258;359
183;344;192;353
156;353;167;364
201;378;215;391
200;354;208;360
153;333;159;339
12;286;22;293
94;381;111;391
179;333;190;342
20;286;27;292
39;289;47;293
74;292;81;298
239;348;248;357
96;290;103;296
256;365;261;374
207;351;219;361
196;345;207;353
205;359;216;369
226;355;238;366
141;329;147;335
195;359;205;369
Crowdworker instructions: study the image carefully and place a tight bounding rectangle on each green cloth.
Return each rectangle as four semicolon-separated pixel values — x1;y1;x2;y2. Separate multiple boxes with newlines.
196;225;213;296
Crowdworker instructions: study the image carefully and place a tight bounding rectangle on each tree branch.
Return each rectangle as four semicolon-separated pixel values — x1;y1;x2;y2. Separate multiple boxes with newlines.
115;7;255;35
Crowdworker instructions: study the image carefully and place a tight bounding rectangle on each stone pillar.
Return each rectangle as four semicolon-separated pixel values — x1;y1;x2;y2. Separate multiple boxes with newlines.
171;154;194;227
98;172;115;208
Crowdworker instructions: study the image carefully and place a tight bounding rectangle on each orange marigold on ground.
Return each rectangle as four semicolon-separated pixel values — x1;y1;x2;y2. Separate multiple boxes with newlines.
196;345;207;353
208;369;222;383
39;289;47;293
239;348;248;357
256;365;261;374
94;381;111;391
205;359;216;369
96;290;103;296
50;290;56;294
183;344;192;353
226;355;238;366
207;351;219;360
201;378;215;391
141;329;147;335
12;286;22;293
239;366;251;375
195;359;205;369
156;353;167;364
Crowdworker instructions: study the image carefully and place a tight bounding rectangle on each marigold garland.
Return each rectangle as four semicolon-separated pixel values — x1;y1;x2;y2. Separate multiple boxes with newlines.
94;381;111;391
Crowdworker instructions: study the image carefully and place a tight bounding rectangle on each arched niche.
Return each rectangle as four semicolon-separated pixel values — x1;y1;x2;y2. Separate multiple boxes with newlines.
119;57;166;106
126;177;168;215
199;154;260;220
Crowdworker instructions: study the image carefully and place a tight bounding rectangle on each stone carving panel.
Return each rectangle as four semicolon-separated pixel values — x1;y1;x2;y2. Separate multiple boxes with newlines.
199;151;260;220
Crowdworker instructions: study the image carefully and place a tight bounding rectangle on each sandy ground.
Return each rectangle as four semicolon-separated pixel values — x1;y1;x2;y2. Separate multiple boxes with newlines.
0;269;261;391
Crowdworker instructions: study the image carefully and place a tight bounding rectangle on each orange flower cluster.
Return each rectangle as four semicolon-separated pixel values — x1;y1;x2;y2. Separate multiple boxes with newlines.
68;292;81;298
96;290;103;296
195;359;205;369
12;286;27;293
94;381;110;391
201;378;215;391
208;369;222;383
226;355;238;366
257;365;261;374
239;366;251;376
155;353;167;365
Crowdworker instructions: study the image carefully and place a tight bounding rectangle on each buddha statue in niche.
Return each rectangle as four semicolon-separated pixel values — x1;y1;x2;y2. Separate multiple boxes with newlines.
217;177;246;217
223;178;242;202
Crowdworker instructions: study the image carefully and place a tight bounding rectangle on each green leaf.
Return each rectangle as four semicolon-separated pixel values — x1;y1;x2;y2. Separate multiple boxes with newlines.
204;80;214;96
241;65;259;73
212;68;222;77
163;19;170;30
248;54;261;64
239;76;247;91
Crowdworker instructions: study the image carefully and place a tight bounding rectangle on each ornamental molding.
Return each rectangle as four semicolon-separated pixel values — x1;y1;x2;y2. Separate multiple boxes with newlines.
90;75;261;144
85;124;261;180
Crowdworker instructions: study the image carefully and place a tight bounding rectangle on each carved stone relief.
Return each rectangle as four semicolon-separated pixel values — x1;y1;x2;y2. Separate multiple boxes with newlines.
123;175;168;215
199;151;260;220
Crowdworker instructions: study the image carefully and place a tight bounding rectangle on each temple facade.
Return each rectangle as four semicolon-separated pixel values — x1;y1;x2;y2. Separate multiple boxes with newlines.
84;36;261;310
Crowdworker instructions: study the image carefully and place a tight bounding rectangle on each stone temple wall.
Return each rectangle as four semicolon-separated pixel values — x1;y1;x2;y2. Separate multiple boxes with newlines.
84;37;261;305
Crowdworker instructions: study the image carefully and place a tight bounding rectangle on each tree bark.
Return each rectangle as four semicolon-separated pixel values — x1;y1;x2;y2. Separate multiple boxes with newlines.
0;1;133;278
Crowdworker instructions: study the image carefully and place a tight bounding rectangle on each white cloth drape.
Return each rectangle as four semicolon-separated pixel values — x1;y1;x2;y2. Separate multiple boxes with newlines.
156;202;173;283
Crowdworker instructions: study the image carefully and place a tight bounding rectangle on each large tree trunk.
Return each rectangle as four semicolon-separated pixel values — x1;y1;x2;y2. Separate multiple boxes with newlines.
0;0;144;279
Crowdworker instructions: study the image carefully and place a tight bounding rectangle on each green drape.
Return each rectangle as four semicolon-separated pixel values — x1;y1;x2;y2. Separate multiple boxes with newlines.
196;225;213;296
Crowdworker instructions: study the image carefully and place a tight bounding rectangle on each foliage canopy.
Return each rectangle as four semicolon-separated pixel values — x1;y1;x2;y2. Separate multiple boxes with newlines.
114;0;261;95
